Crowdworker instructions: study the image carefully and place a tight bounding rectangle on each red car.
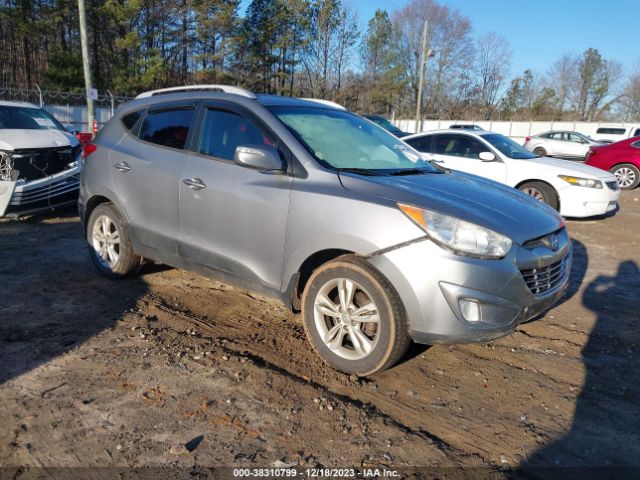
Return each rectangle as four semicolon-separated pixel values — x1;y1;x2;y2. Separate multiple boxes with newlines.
586;137;640;190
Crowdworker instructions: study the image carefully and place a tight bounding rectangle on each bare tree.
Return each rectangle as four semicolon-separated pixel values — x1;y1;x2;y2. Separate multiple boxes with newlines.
547;53;578;119
475;32;511;119
620;64;640;122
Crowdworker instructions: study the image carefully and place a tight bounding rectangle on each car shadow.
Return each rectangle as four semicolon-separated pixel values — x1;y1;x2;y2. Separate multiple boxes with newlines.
515;260;640;479
0;213;149;384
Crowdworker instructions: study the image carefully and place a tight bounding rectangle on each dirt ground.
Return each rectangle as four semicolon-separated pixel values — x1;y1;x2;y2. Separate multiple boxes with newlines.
0;192;639;479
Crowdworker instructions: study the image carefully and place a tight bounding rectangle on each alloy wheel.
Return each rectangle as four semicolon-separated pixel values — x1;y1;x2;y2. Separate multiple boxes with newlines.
91;214;120;269
313;278;380;360
614;167;636;189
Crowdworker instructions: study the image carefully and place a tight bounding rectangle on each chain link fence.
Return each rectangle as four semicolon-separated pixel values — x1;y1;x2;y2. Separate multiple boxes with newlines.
0;84;134;131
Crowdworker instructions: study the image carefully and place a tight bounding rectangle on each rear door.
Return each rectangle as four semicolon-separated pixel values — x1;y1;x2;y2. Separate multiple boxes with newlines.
111;102;196;259
178;103;293;294
431;133;507;183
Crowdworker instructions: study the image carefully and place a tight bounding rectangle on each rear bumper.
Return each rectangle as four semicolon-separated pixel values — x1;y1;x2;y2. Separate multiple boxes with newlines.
368;235;571;345
0;165;81;217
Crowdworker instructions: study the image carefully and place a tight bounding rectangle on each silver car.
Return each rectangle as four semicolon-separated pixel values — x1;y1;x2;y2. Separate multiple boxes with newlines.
79;85;572;375
523;130;603;159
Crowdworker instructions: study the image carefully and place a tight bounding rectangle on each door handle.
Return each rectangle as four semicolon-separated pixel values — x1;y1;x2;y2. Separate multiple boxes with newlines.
182;178;207;190
114;161;131;172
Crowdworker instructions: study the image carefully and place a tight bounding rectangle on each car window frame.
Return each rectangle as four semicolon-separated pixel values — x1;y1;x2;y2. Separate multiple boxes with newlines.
189;100;292;174
129;100;199;152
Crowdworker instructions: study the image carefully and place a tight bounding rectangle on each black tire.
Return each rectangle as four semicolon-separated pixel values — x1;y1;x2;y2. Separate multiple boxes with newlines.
301;255;411;376
86;203;143;278
610;163;640;190
519;181;559;210
533;147;547;157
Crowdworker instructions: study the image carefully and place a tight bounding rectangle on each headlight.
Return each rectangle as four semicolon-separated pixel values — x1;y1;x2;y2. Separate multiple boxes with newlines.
398;204;513;259
558;175;602;189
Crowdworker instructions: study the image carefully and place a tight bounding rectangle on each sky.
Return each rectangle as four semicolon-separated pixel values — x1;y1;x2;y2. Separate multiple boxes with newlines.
348;0;640;76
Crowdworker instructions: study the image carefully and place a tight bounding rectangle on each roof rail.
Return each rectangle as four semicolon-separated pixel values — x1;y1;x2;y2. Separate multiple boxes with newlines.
302;98;346;110
135;84;256;100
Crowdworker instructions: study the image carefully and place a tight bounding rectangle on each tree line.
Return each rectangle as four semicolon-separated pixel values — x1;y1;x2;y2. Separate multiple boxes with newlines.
1;0;639;121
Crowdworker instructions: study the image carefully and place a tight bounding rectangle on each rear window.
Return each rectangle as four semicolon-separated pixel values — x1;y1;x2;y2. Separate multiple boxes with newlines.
138;107;195;150
596;127;626;135
121;110;143;131
0;105;65;131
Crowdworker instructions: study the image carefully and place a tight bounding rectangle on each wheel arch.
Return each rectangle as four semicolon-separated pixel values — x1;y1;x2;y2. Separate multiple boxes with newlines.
285;248;355;312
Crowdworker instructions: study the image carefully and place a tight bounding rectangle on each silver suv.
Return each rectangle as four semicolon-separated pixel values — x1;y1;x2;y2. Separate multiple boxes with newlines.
79;85;572;375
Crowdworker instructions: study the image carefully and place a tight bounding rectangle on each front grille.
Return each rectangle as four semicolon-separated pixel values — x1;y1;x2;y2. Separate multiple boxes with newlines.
10;146;81;181
520;256;569;296
606;180;619;191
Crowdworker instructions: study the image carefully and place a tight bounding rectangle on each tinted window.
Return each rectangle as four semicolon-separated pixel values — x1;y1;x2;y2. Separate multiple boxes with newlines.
434;134;486;159
0;106;65;131
548;132;563;140
405;135;432;152
139;108;195;149
121;110;143;131
539;133;551;139
633;128;640;137
199;109;273;161
596;127;625;135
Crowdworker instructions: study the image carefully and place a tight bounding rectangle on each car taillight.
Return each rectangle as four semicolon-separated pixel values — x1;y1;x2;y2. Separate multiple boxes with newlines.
525;136;531;143
82;143;97;159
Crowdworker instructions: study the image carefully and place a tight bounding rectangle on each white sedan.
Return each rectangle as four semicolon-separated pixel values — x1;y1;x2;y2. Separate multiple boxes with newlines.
523;130;603;159
403;129;620;218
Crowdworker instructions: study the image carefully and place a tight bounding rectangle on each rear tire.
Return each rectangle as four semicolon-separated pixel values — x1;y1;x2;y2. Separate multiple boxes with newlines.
301;255;410;376
519;181;559;210
533;147;547;157
610;163;640;190
87;203;143;278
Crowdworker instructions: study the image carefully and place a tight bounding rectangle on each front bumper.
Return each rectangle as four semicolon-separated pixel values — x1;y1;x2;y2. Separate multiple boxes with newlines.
0;165;81;217
558;181;620;218
368;233;571;344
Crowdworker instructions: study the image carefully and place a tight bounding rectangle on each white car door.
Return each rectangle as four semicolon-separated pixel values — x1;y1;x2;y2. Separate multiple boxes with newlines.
565;133;590;157
431;133;507;184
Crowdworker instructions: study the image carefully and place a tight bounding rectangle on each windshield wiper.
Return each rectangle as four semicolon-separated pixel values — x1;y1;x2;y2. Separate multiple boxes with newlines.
386;168;432;176
335;167;385;176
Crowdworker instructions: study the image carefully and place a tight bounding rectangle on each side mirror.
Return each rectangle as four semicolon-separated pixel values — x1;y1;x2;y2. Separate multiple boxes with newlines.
479;151;496;162
234;145;284;172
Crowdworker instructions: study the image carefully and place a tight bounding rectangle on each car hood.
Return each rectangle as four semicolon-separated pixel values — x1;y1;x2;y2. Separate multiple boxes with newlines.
339;170;563;245
517;156;614;179
0;129;79;151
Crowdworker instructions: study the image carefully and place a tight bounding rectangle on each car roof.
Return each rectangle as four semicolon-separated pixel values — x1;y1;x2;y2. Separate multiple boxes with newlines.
117;86;346;116
403;129;491;140
0;100;41;109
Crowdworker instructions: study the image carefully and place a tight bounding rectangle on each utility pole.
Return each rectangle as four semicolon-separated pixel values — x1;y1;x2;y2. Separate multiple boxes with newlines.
78;0;95;137
415;20;435;134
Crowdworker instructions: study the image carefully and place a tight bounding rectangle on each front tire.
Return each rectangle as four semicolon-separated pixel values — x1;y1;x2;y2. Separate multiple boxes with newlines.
301;255;410;376
87;203;143;278
519;181;559;210
611;163;640;190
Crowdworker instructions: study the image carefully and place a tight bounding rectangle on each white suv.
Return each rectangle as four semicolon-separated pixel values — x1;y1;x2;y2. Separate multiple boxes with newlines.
590;126;640;144
0;101;82;217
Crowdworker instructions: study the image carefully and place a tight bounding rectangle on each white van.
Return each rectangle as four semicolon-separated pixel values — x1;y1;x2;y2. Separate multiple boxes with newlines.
590;125;640;143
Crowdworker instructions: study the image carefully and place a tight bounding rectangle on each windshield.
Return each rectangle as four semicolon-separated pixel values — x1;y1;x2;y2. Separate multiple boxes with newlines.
270;106;439;172
481;133;536;159
0;106;66;131
367;116;401;133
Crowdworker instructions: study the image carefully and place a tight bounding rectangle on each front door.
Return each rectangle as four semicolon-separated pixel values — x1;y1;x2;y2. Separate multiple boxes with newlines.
178;105;293;293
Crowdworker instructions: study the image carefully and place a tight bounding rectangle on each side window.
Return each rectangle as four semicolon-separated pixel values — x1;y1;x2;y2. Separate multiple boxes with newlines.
568;133;584;143
633;128;640;137
548;132;562;140
596;127;625;135
139;107;195;149
198;109;273;161
434;135;485;159
405;135;431;152
121;110;143;131
539;133;550;139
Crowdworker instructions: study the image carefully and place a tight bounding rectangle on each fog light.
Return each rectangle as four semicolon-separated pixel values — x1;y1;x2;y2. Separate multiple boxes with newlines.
459;298;481;323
